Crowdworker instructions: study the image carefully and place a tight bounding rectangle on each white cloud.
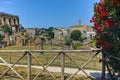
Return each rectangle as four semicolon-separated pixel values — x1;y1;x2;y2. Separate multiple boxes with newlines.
3;1;15;5
0;0;15;5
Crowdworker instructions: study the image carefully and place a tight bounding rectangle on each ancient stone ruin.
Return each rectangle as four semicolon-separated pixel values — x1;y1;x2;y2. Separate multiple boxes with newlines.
0;12;24;46
0;12;23;33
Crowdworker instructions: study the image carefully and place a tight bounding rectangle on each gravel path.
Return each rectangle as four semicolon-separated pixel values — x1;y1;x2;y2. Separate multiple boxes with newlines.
0;63;102;79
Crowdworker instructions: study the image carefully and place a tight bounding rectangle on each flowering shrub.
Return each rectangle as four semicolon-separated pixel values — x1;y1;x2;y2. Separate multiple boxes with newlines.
91;0;120;72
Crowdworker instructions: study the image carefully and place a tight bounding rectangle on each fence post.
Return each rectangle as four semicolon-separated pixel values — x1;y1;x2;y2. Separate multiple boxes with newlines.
27;51;31;80
61;52;65;80
101;49;106;80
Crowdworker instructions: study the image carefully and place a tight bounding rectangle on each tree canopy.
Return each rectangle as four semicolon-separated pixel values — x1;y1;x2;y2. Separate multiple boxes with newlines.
46;27;54;40
0;34;4;42
47;31;54;40
70;30;82;41
0;24;12;33
47;27;54;32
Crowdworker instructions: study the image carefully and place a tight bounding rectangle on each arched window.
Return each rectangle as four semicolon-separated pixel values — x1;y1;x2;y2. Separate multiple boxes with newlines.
0;18;2;25
9;18;11;25
0;19;2;25
13;18;16;25
3;17;6;24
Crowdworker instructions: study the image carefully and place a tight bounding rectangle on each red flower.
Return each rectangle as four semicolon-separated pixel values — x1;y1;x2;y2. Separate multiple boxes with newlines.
106;18;114;27
94;23;102;31
98;0;104;6
90;19;93;23
90;17;96;23
101;10;108;18
95;6;101;14
103;41;111;49
97;39;103;45
96;39;103;48
98;2;102;6
100;0;104;3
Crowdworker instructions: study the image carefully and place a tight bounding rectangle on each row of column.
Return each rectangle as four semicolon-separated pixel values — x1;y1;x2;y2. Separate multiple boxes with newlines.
0;16;19;26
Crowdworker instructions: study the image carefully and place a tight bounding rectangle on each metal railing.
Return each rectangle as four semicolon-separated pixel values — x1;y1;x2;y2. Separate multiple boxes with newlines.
0;49;101;80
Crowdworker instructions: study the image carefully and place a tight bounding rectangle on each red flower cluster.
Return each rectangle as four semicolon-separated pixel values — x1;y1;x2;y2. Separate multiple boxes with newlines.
103;41;111;49
90;0;115;49
106;18;114;27
101;10;108;18
94;23;102;31
96;38;111;49
95;6;101;14
90;17;96;23
95;1;108;18
90;0;115;28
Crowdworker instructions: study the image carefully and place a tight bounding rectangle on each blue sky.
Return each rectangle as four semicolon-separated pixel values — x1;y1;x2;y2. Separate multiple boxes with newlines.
0;0;99;28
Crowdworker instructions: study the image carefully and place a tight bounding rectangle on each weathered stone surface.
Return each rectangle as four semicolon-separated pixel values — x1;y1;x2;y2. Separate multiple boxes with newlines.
0;12;25;47
3;34;10;46
16;36;24;46
35;37;41;45
35;36;44;49
28;40;35;46
0;12;23;33
25;28;37;36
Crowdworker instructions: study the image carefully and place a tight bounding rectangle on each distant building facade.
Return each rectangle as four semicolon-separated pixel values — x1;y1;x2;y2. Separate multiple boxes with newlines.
25;28;37;36
70;23;95;41
54;27;69;41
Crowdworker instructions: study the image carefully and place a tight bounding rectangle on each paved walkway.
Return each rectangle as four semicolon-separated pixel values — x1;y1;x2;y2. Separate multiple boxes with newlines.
0;63;102;79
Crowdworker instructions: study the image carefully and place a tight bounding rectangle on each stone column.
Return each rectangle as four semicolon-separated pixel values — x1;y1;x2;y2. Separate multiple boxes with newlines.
13;18;18;25
11;18;14;25
6;18;10;26
1;17;4;25
0;18;2;25
9;18;14;26
3;17;6;25
4;35;10;46
16;18;19;25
